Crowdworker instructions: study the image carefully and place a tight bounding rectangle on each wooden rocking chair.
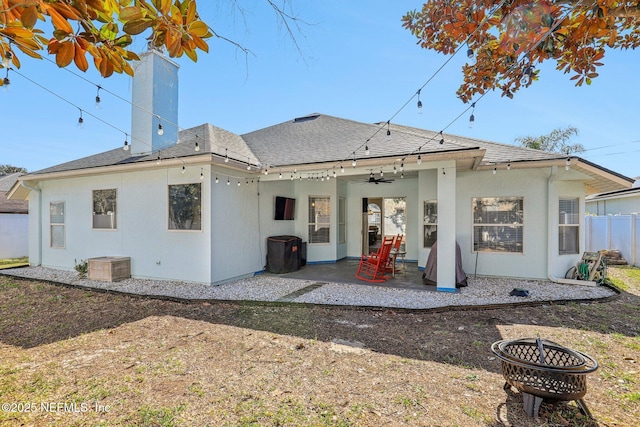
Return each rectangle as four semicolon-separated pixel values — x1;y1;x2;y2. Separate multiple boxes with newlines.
385;234;404;275
356;236;394;282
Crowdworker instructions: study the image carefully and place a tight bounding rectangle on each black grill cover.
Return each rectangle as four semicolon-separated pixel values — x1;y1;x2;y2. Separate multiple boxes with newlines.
267;235;302;273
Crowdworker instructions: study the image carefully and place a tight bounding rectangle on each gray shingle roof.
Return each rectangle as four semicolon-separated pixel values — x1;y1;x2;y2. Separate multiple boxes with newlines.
241;113;476;168
0;174;28;213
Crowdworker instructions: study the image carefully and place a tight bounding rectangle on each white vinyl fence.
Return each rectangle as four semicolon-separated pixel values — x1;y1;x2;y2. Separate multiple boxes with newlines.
0;213;28;259
585;214;639;267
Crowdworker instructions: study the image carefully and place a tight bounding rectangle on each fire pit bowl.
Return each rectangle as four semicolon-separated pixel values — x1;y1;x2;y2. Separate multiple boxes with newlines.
491;338;598;418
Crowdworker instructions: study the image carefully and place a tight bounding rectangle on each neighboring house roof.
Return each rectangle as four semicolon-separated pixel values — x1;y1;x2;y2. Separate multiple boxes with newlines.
9;113;634;196
0;173;28;213
585;185;640;202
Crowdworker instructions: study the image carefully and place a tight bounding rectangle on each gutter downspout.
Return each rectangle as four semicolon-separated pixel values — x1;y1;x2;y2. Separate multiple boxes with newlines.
21;181;42;266
546;166;597;286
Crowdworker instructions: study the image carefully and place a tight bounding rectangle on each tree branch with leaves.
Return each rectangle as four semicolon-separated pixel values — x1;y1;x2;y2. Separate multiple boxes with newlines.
515;125;585;154
0;0;213;80
402;0;640;103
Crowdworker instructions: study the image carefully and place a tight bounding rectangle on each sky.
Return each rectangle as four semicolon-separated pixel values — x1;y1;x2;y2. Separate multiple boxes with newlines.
1;1;639;179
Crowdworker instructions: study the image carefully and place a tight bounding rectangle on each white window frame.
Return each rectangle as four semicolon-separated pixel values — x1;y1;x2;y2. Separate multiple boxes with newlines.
559;197;580;255
338;197;346;244
50;201;65;248
423;200;437;248
168;183;202;231
308;196;331;244
92;189;117;230
472;196;524;253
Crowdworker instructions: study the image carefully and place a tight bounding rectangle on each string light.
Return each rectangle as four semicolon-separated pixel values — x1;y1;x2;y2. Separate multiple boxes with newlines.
279;170;283;179
493;165;497;175
227;177;230;186
156;155;161;165
521;64;534;85
224;148;229;163
469;103;475;128
95;86;101;108
565;157;571;170
417;89;423;114
393;164;397;174
417;154;422;165
386;122;391;141
77;109;84;127
439;131;444;145
246;157;251;170
442;168;446;175
2;69;9;87
466;45;473;59
340;164;345;173
237;180;241;186
195;136;200;152
181;164;186;174
352;154;357;167
123;133;129;151
365;143;370;155
333;167;337;178
157;121;163;136
380;168;384;177
400;161;404;172
200;168;204;180
2;50;12;68
215;174;219;184
507;162;511;170
264;165;269;175
290;172;294;180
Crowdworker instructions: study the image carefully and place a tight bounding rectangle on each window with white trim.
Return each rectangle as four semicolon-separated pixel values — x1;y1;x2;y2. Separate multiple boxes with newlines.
50;201;65;248
168;183;201;230
308;196;330;244
472;197;523;253
423;200;437;248
338;197;346;244
559;198;579;255
92;189;117;229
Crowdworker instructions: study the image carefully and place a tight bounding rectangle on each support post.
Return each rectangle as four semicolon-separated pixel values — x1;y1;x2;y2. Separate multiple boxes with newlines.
436;162;456;291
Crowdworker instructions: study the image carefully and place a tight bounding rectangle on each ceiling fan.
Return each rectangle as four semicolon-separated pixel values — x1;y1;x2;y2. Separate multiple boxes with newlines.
365;171;394;184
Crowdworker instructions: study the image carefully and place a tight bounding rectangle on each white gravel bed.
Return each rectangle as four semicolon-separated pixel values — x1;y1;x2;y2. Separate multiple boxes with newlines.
1;266;616;309
294;277;616;309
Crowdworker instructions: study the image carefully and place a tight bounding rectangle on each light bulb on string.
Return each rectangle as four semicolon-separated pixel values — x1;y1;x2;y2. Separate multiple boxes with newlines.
352;154;357;167
380;169;384;178
2;50;12;68
439;131;444;145
237;180;241;187
264;165;269;175
123;134;129;151
157;121;163;135
507;162;511;170
365;144;370;155
493;165;497;175
95;86;102;108
246;158;251;171
215;174;219;184
156;155;161;165
200;169;204;180
417;154;422;165
565;157;571;170
224;148;229;163
227;177;230;186
393;164;397;174
279;170;282;179
400;161;404;172
469;103;475;128
333;168;337;178
195;137;200;152
2;71;9;88
181;164;186;174
521;64;533;85
401;172;404;179
467;46;473;59
77;109;84;128
386;122;391;142
340;164;345;173
417;89;423;114
290;172;294;180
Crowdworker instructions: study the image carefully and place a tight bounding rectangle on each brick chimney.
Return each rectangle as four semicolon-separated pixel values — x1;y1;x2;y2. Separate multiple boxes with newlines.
130;48;179;155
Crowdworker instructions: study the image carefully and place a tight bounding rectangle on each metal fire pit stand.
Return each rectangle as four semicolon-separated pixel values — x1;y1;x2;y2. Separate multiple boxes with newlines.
491;338;598;418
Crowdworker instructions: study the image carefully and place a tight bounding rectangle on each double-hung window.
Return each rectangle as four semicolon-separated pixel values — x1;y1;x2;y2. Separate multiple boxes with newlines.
308;196;330;244
559;198;580;255
50;202;65;248
472;197;523;253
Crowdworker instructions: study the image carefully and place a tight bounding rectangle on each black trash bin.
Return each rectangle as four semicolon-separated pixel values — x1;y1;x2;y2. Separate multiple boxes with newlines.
266;235;302;273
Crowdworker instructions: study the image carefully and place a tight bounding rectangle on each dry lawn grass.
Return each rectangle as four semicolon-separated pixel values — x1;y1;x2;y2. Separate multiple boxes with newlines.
0;266;638;426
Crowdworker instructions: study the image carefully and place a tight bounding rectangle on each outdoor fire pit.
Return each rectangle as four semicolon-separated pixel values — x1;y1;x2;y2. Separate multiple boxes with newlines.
491;337;598;418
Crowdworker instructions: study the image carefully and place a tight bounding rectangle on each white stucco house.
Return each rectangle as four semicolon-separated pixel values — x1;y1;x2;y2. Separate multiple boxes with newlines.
8;50;634;291
0;173;28;259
